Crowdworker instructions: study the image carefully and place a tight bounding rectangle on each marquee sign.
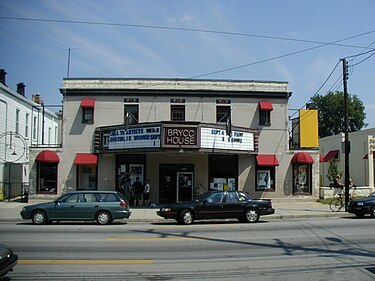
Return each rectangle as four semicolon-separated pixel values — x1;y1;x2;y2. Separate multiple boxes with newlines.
108;126;161;149
162;125;199;148
200;127;254;151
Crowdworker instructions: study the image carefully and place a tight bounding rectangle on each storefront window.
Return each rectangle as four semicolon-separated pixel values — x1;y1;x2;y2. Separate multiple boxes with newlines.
209;155;237;191
37;162;58;194
77;165;97;190
256;167;275;191
293;163;311;194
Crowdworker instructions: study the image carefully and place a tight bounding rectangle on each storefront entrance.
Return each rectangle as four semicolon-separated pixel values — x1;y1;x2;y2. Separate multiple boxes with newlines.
159;164;194;203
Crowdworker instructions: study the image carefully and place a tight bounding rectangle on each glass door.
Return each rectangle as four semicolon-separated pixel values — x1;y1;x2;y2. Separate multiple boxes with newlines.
177;172;193;202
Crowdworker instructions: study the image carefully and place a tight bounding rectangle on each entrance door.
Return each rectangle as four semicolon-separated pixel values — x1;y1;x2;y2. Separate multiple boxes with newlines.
177;172;193;202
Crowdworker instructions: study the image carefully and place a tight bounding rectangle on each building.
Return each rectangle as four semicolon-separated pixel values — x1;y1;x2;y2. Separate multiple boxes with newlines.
0;69;60;200
319;127;375;197
28;77;321;202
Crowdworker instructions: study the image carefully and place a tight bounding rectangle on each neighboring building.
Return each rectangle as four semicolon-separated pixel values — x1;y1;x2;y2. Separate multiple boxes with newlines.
320;128;375;191
0;69;60;200
29;77;321;202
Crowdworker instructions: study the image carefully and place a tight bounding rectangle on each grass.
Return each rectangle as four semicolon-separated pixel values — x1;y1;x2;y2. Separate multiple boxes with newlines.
316;195;364;205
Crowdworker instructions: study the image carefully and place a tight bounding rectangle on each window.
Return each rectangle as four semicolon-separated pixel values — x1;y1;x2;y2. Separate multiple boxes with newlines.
259;110;271;125
209;155;238;191
77;165;97;190
25;113;29;138
33;116;37;140
37;162;58;194
124;104;139;126
15;109;20;133
216;106;230;123
48;127;51;145
171;105;185;121
256;168;276;191
82;107;94;123
206;192;224;203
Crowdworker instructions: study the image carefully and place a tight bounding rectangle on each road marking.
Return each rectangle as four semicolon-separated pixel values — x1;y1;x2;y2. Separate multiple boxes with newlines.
18;260;153;265
108;237;194;241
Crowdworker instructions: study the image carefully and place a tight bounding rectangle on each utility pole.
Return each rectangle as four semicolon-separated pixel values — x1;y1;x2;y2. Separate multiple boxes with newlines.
342;58;350;211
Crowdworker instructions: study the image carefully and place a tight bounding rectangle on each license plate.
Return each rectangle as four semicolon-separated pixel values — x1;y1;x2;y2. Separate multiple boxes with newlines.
357;202;364;206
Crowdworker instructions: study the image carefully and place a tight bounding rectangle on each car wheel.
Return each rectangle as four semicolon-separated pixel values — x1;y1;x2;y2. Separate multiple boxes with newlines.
355;213;365;218
244;208;260;223
32;210;48;225
371;207;375;218
179;209;194;225
96;211;112;225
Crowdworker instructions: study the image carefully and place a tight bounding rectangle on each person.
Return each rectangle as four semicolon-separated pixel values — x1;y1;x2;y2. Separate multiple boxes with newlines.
143;179;151;207
196;183;205;197
333;175;344;188
132;177;144;207
121;173;132;203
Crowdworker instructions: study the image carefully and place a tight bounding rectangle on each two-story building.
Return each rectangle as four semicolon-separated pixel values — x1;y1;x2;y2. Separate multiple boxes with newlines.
28;77;320;202
0;69;60;200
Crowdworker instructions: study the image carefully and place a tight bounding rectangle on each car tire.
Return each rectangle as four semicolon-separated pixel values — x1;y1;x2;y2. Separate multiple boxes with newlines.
244;208;260;223
179;209;194;225
96;211;112;225
32;210;48;225
354;213;365;218
371;207;375;218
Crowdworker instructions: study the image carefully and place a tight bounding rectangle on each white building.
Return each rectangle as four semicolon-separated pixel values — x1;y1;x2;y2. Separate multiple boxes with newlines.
0;69;60;200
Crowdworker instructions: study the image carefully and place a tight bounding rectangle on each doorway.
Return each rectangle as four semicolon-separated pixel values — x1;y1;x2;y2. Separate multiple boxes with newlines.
159;164;194;203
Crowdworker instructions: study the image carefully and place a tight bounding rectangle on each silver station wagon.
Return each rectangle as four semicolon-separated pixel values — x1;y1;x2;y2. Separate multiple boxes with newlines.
20;191;131;225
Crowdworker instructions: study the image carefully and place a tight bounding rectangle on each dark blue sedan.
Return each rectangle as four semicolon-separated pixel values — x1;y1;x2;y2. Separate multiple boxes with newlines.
348;191;375;218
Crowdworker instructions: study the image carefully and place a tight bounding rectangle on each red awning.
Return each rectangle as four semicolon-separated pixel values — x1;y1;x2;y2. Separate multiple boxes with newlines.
256;155;279;166
80;98;95;108
74;153;98;165
36;150;60;163
291;152;314;164
319;154;324;162
363;152;375;159
323;150;339;162
259;101;273;111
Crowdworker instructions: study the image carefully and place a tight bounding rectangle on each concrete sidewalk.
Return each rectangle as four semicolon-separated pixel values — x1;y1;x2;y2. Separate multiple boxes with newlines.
0;199;347;223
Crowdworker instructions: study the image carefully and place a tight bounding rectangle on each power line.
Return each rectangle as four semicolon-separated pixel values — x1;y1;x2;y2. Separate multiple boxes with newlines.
1;16;375;50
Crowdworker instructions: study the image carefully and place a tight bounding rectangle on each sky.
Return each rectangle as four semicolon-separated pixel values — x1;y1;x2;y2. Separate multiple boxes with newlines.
1;0;375;128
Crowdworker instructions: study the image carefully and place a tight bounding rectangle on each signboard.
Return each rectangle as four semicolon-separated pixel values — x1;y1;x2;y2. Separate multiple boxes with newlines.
162;126;199;148
200;127;254;151
108;126;161;149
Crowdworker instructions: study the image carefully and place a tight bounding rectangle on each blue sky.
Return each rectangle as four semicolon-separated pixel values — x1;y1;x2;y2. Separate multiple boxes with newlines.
1;0;375;128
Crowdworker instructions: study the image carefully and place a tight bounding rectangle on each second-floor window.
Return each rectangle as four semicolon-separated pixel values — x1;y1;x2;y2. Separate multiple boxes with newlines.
15;109;20;133
25;113;29;138
82;107;94;123
124;104;139;126
216;106;231;123
171;105;185;121
259;102;273;126
33;116;37;140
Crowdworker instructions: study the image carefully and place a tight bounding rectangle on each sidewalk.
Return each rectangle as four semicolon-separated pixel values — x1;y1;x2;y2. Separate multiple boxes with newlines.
0;199;347;223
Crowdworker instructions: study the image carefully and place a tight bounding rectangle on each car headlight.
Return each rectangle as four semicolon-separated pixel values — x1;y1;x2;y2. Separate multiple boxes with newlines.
161;208;171;212
22;207;27;212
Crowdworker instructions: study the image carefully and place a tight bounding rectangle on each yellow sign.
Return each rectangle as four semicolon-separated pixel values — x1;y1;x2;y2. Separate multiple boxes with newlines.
300;110;319;148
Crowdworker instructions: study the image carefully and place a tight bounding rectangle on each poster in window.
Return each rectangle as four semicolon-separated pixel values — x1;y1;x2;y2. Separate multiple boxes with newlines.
257;170;271;190
293;164;309;193
129;164;144;184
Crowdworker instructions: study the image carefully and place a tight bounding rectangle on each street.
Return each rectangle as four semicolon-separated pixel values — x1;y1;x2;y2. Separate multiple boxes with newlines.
1;217;374;280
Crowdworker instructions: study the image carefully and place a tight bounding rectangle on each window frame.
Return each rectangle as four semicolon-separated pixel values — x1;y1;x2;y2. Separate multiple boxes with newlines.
259;110;271;126
216;106;231;123
170;105;185;121
82;107;94;123
255;166;276;192
124;104;139;125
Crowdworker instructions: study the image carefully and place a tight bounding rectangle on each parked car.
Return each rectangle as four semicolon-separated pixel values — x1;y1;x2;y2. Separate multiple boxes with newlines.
20;191;131;225
157;190;275;224
0;244;18;278
347;191;375;218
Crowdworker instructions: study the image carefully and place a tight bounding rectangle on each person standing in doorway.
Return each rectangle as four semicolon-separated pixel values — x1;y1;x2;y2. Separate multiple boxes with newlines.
143;179;151;207
133;177;144;207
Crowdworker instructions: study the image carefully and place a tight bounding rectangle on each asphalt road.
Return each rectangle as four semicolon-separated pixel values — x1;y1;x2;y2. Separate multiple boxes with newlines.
1;217;375;280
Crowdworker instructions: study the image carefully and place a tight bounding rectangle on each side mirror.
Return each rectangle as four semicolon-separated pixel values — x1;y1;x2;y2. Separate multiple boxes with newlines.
202;200;208;205
54;200;60;206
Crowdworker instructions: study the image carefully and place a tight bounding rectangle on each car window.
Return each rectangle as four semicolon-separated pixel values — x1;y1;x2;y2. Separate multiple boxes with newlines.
226;192;240;203
237;192;249;202
206;192;224;203
62;194;79;203
78;193;98;203
96;193;119;202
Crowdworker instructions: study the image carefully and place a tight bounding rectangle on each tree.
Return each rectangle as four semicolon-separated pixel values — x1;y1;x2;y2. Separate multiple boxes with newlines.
310;91;367;138
326;159;342;183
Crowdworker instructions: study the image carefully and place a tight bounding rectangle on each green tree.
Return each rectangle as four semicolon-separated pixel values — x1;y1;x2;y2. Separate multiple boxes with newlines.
310;91;367;138
326;159;342;183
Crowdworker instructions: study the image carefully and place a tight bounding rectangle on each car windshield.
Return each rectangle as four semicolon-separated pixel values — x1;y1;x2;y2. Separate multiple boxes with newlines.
369;192;375;198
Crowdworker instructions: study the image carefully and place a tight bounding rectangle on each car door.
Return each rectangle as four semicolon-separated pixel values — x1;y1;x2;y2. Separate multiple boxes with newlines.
222;191;245;219
73;193;98;220
48;193;80;220
195;192;224;219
